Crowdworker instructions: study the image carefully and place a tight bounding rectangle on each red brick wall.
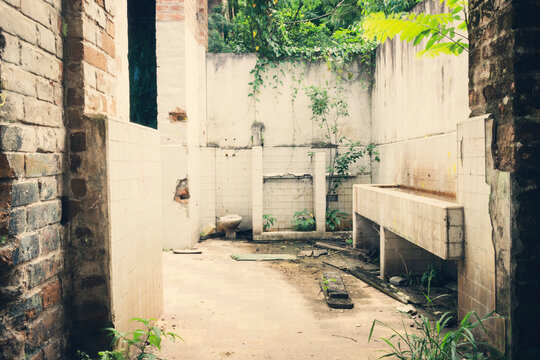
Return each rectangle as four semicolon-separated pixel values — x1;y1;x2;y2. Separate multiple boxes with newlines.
0;0;67;358
156;0;185;21
64;0;118;355
157;0;207;47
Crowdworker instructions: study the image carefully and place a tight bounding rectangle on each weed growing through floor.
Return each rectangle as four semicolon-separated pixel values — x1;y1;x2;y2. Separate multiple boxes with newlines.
292;209;316;231
369;311;498;360
78;317;182;360
263;213;277;231
326;208;348;231
321;276;338;292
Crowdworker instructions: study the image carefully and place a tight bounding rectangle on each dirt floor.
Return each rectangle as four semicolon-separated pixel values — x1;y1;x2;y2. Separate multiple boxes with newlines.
158;239;420;360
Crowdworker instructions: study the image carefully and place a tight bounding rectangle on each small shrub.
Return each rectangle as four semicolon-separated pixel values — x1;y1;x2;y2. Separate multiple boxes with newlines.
292;209;316;231
79;317;182;360
369;310;499;360
326;208;348;231
263;214;277;231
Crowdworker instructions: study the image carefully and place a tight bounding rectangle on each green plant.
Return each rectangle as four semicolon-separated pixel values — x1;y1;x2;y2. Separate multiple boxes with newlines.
321;276;338;292
263;213;277;231
326;208;348;231
345;238;353;245
79;317;182;360
292;209;316;231
362;0;469;57
369;311;498;359
306;83;380;195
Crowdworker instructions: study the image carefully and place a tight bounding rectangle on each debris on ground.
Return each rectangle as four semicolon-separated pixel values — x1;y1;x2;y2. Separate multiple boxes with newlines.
320;271;354;309
389;276;408;287
172;249;202;254
396;305;418;316
230;254;297;261
298;249;328;258
323;261;420;305
201;223;216;237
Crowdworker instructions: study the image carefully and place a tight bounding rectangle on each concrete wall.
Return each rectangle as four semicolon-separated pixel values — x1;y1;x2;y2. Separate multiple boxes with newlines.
157;0;207;249
371;0;469;196
205;55;372;230
0;0;66;357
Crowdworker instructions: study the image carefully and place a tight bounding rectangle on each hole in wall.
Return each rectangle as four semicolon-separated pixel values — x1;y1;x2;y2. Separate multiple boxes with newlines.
174;178;190;204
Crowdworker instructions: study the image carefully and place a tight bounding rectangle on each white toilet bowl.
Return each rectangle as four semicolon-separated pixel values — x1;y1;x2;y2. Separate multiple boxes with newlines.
218;214;242;239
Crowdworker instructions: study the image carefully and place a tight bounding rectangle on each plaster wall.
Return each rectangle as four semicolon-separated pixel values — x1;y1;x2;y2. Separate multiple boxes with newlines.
157;0;207;249
207;54;371;148
204;55;372;229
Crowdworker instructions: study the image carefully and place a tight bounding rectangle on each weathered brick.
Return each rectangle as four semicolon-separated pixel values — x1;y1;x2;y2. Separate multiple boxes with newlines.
1;63;37;97
41;337;64;359
27;201;61;230
38;177;58;201
106;19;115;37
0;153;25;179
25;306;64;353
0;1;38;44
35;127;58;153
27;253;62;289
25;153;62;177
6;293;42;327
21;42;62;80
83;44;107;72
95;71;113;94
8;208;27;235
70;132;86;152
36;78;55;103
39;225;60;254
0;125;37;152
13;234;39;264
84;1;107;28
71;179;87;198
21;0;53;27
41;279;61;309
24;98;63;127
37;24;56;55
0;244;15;269
1;32;20;64
11;180;39;207
99;31;115;57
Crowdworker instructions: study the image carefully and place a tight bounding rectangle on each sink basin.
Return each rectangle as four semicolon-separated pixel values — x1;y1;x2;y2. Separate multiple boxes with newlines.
353;184;463;260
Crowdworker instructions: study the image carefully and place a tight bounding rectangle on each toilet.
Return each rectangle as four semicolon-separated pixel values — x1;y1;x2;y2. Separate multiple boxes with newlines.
218;214;242;239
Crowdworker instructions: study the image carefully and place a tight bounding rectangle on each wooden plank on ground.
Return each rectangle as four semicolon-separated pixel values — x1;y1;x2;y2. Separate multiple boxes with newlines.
320;271;354;309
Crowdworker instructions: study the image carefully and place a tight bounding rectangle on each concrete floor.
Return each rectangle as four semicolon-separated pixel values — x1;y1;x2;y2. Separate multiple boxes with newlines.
159;240;408;360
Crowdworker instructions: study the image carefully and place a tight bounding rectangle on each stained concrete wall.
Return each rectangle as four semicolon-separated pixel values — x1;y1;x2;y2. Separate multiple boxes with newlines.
371;0;469;196
205;55;372;230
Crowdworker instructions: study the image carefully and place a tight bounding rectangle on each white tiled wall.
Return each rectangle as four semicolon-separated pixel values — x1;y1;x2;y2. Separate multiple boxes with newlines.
108;119;163;331
456;116;496;322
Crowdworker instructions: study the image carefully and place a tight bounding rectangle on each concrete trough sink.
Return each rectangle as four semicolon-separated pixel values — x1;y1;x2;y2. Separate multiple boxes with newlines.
353;184;464;260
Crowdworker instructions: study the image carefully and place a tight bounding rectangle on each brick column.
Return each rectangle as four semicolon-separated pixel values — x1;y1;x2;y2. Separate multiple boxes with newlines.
252;147;263;238
468;0;540;357
63;0;117;355
313;152;326;233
